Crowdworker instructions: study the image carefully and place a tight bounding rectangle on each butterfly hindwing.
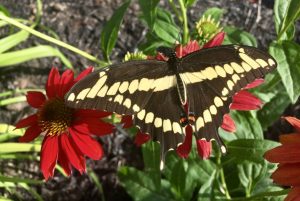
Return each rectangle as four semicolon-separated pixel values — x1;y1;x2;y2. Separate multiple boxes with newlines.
134;86;185;154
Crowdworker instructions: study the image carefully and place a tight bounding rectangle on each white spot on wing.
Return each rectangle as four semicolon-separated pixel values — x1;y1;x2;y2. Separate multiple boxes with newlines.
239;53;260;69
154;117;162;128
77;88;91;100
133;104;140;112
163;119;172;132
129;79;139;94
256;59;268;68
123;98;131;108
86;76;107;98
67;93;75;101
203;110;212;123
107;82;120;95
145;112;154;123
137;109;146;120
97;85;108;97
119;81;129;94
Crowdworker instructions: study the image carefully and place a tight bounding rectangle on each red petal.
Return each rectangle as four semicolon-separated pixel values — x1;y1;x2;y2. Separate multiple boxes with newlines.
196;139;212;159
244;78;264;89
74;67;93;82
264;144;300;163
26;91;46;108
74;109;111;119
19;124;42;142
280;133;300;144
73;118;114;136
175;45;184;58
284;117;300;133
121;115;133;128
134;131;151;146
271;163;300;186
231;90;262;111
40;136;58;180
46;68;60;98
58;70;74;97
69;127;103;160
285;187;300;201
155;52;168;61
57;143;72;176
221;114;236;132
203;31;225;48
182;40;200;56
60;134;86;174
176;125;193;158
15;114;38;129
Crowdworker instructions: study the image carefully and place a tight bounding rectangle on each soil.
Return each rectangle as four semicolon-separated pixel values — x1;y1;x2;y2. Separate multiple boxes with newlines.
0;0;299;200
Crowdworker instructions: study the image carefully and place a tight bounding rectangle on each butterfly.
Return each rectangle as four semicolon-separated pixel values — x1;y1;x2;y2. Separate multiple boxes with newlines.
65;45;277;155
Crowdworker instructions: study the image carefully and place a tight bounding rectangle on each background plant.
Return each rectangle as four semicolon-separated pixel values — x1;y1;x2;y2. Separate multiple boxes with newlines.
0;0;299;200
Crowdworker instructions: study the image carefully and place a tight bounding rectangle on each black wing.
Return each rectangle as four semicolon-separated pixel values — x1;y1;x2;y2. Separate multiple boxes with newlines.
65;60;171;115
65;59;185;153
180;45;277;151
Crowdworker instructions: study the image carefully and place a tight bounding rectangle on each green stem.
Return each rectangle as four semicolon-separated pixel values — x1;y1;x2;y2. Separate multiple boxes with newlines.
217;154;231;199
178;0;189;44
228;189;289;201
0;13;106;66
168;0;182;22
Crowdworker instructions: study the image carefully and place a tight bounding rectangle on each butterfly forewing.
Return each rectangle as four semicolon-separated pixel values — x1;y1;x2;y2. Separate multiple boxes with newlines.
66;60;170;115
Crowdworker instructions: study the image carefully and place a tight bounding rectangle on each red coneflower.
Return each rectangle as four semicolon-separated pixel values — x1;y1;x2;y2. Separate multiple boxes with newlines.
15;67;114;180
265;116;300;201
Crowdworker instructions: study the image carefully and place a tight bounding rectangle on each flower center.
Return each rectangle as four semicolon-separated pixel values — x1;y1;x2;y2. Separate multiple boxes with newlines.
38;98;74;136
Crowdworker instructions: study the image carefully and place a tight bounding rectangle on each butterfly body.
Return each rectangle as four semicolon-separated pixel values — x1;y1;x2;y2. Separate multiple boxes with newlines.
65;45;277;155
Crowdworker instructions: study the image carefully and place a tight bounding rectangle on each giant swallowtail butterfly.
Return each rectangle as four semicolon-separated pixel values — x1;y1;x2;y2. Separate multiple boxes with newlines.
65;45;277;155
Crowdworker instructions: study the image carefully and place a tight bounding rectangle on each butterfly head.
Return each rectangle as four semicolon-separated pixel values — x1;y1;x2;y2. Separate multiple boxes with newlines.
157;46;177;61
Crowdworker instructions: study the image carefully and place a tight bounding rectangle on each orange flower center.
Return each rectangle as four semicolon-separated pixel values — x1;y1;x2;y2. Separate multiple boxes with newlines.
38;98;74;136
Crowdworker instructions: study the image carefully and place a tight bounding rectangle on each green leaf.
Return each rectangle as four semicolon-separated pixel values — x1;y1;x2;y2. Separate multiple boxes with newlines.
0;175;42;185
0;45;72;68
118;167;174;201
170;160;187;200
203;7;224;22
0;124;23;142
0;30;30;53
142;141;161;189
274;0;294;40
153;9;179;44
269;41;300;103
227;139;280;163
277;0;300;40
257;90;290;130
0;143;41;154
223;26;257;47
138;0;159;30
183;0;196;7
230;111;264;139
238;161;268;196
100;0;131;61
0;96;26;106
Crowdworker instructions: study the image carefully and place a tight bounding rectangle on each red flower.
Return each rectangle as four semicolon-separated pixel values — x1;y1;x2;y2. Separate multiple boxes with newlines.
15;67;114;180
265;117;300;201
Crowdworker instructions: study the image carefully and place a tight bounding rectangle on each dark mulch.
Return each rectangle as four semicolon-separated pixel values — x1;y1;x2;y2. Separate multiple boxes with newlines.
0;0;299;200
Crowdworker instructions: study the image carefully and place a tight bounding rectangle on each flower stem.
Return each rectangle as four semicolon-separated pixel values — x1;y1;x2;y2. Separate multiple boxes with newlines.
217;153;231;199
0;13;106;66
168;0;182;22
178;0;189;44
